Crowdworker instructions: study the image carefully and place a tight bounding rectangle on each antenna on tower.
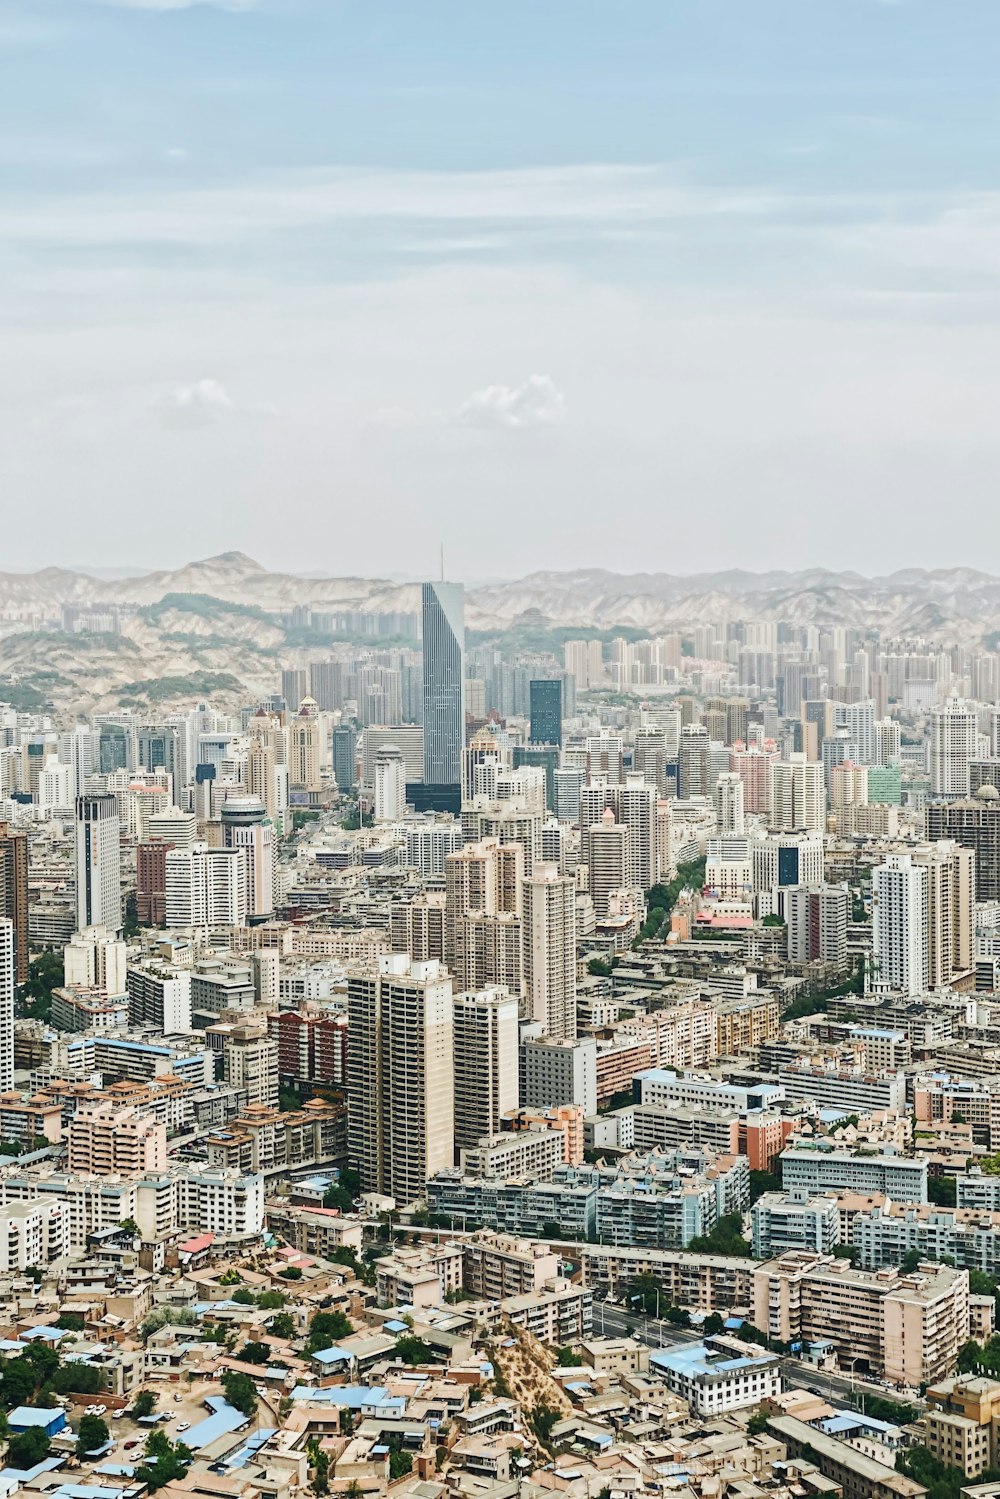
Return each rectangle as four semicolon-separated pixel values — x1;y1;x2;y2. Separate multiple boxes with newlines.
440;542;445;582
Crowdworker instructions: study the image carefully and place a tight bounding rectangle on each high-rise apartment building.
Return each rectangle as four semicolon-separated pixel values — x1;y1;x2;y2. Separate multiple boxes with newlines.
422;580;465;799
729;745;779;814
914;839;974;991
521;862;577;1039
68;1101;167;1175
931;700;978;798
0;920;13;1091
715;773;746;835
374;744;407;822
679;724;710;798
769;755;826;833
564;639;604;690
165;844;247;928
926;785;1000;903
0;824;28;986
873;853;928;995
281;668;307;713
75;793;122;935
586;809;632;920
126;964;193;1033
347;954;455;1203
835;700;876;765
461;797;542;876
453;987;519;1149
332;724;357;793
579;777;657;892
446;839;523;993
785;886;849;965
64;925;127;994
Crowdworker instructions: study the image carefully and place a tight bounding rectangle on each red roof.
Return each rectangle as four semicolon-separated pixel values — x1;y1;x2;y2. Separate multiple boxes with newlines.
178;1232;215;1254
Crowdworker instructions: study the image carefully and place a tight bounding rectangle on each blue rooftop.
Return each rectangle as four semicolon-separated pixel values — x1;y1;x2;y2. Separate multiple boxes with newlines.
9;1406;65;1428
312;1346;351;1365
184;1398;252;1452
290;1385;398;1412
651;1343;776;1379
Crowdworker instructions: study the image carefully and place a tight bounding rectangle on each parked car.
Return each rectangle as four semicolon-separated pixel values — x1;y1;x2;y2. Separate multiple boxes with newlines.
176;1422;190;1433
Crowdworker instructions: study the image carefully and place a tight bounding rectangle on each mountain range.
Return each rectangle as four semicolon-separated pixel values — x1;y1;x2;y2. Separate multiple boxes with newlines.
0;553;995;714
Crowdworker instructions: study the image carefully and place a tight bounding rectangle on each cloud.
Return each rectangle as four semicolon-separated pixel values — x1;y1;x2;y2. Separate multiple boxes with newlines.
155;378;236;427
455;374;567;430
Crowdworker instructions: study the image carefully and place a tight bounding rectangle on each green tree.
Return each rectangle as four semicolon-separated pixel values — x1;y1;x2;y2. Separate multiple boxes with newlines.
279;1266;302;1280
393;1334;434;1365
322;1168;361;1214
928;1177;957;1208
308;1437;330;1495
223;1370;258;1418
747;1411;769;1436
240;1342;271;1365
20;948;63;1022
687;1213;751;1258
306;1309;353;1352
256;1291;286;1310
77;1414;110;1458
555;1347;583;1367
703;1313;725;1336
137;1430;193;1492
55;1312;86;1331
132;1390;157;1419
389;1451;413;1480
8;1427;50;1469
231;1289;255;1306
268;1313;296;1340
530;1402;560;1450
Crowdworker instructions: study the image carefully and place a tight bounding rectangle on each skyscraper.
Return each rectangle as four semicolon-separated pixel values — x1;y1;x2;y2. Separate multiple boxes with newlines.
873;853;928;995
927;785;1000;902
715;773;746;835
0;824;29;986
75;793;122;934
453;987;519;1148
221;796;274;920
0;919;12;1091
529;678;563;748
422;580;465;802
521;862;577;1039
931;700;978;799
679;724;710;798
281;668;307;713
346;954;455;1203
769;755;826;833
374;744;406;822
332;724;357;793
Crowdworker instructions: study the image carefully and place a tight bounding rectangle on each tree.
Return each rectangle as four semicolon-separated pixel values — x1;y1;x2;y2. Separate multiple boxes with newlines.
555;1347;583;1367
393;1334;434;1365
900;1249;923;1274
389;1451;413;1480
279;1265;302;1280
20;948;63;1022
56;1311;86;1331
928;1176;957;1207
308;1437;330;1495
747;1411;769;1436
530;1402;560;1449
268;1313;296;1340
686;1213;751;1258
132;1390;157;1419
257;1290;286;1310
703;1313;725;1336
666;1306;690;1326
7;1428;51;1469
306;1309;353;1352
322;1167;361;1214
119;1218;139;1236
223;1370;258;1418
240;1342;271;1365
77;1414;110;1458
137;1430;193;1492
231;1289;255;1306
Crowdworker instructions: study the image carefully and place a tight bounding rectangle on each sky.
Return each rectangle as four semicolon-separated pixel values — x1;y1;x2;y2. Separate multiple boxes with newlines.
4;0;1000;581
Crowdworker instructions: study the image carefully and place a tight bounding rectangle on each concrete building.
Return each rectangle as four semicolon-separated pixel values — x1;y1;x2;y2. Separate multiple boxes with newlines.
751;1189;840;1258
785;885;850;965
780;1146;927;1202
651;1336;781;1416
422;580;465;801
769;755;825;833
165;843;247;929
453;987;519;1150
0;920;13;1092
373;744;407;822
346;954;455;1205
521;862;577;1039
0;823;29;986
931;700;978;799
520;1035;598;1118
927;786;1000;903
68;1100;167;1175
873;852;929;995
127;964;192;1033
75;792;122;934
64;925;127;995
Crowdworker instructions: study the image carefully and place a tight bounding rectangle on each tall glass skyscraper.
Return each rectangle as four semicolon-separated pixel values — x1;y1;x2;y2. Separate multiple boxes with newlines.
422;581;465;792
529;678;563;747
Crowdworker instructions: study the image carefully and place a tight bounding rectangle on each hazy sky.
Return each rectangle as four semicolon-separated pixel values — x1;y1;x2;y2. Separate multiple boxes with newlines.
5;0;1000;580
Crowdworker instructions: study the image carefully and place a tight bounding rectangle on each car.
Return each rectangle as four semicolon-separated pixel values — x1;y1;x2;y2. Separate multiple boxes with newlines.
176;1422;190;1433
125;1441;140;1450
112;1411;124;1421
161;1411;175;1421
174;1394;182;1403
95;1406;107;1415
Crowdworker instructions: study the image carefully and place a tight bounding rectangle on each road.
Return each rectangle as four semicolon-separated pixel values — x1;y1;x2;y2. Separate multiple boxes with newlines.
595;1303;922;1411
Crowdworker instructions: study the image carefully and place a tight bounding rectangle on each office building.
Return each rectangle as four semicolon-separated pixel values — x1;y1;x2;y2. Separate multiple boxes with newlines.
75;793;122;934
332;724;357;793
221;795;274;920
529;678;563;748
422;580;465;804
288;698;322;792
521;862;577;1040
127;964;193;1033
346;954;455;1204
281;667;307;713
520;1035;597;1117
0;824;28;987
